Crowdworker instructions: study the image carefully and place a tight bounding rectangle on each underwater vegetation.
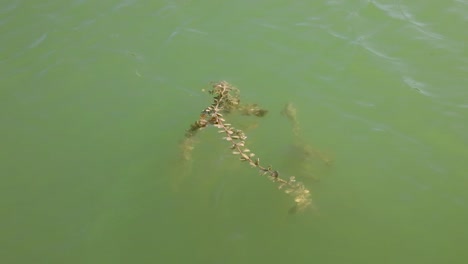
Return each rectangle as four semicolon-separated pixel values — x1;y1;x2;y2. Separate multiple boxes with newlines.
181;81;330;213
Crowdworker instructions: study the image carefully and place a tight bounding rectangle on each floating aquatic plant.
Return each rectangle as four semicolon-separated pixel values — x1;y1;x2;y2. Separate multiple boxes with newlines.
181;81;328;212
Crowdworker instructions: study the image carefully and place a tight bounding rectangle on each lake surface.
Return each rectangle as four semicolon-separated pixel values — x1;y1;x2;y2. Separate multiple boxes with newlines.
1;0;468;263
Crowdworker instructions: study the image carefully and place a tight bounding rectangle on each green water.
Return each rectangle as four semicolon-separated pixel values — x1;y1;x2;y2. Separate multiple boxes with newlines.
2;0;468;263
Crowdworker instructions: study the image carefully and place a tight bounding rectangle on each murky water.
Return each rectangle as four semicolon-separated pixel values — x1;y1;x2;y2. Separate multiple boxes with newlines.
1;1;468;263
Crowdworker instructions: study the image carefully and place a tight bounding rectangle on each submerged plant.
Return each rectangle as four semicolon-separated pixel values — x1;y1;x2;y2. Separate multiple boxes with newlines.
182;81;321;212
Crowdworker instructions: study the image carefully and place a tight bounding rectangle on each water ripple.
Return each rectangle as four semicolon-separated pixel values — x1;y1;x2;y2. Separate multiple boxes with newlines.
0;0;19;14
360;42;400;62
402;76;433;96
28;33;48;49
113;0;137;11
371;1;446;45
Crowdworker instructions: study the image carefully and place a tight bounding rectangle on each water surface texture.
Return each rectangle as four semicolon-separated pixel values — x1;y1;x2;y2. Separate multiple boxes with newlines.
1;1;468;263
